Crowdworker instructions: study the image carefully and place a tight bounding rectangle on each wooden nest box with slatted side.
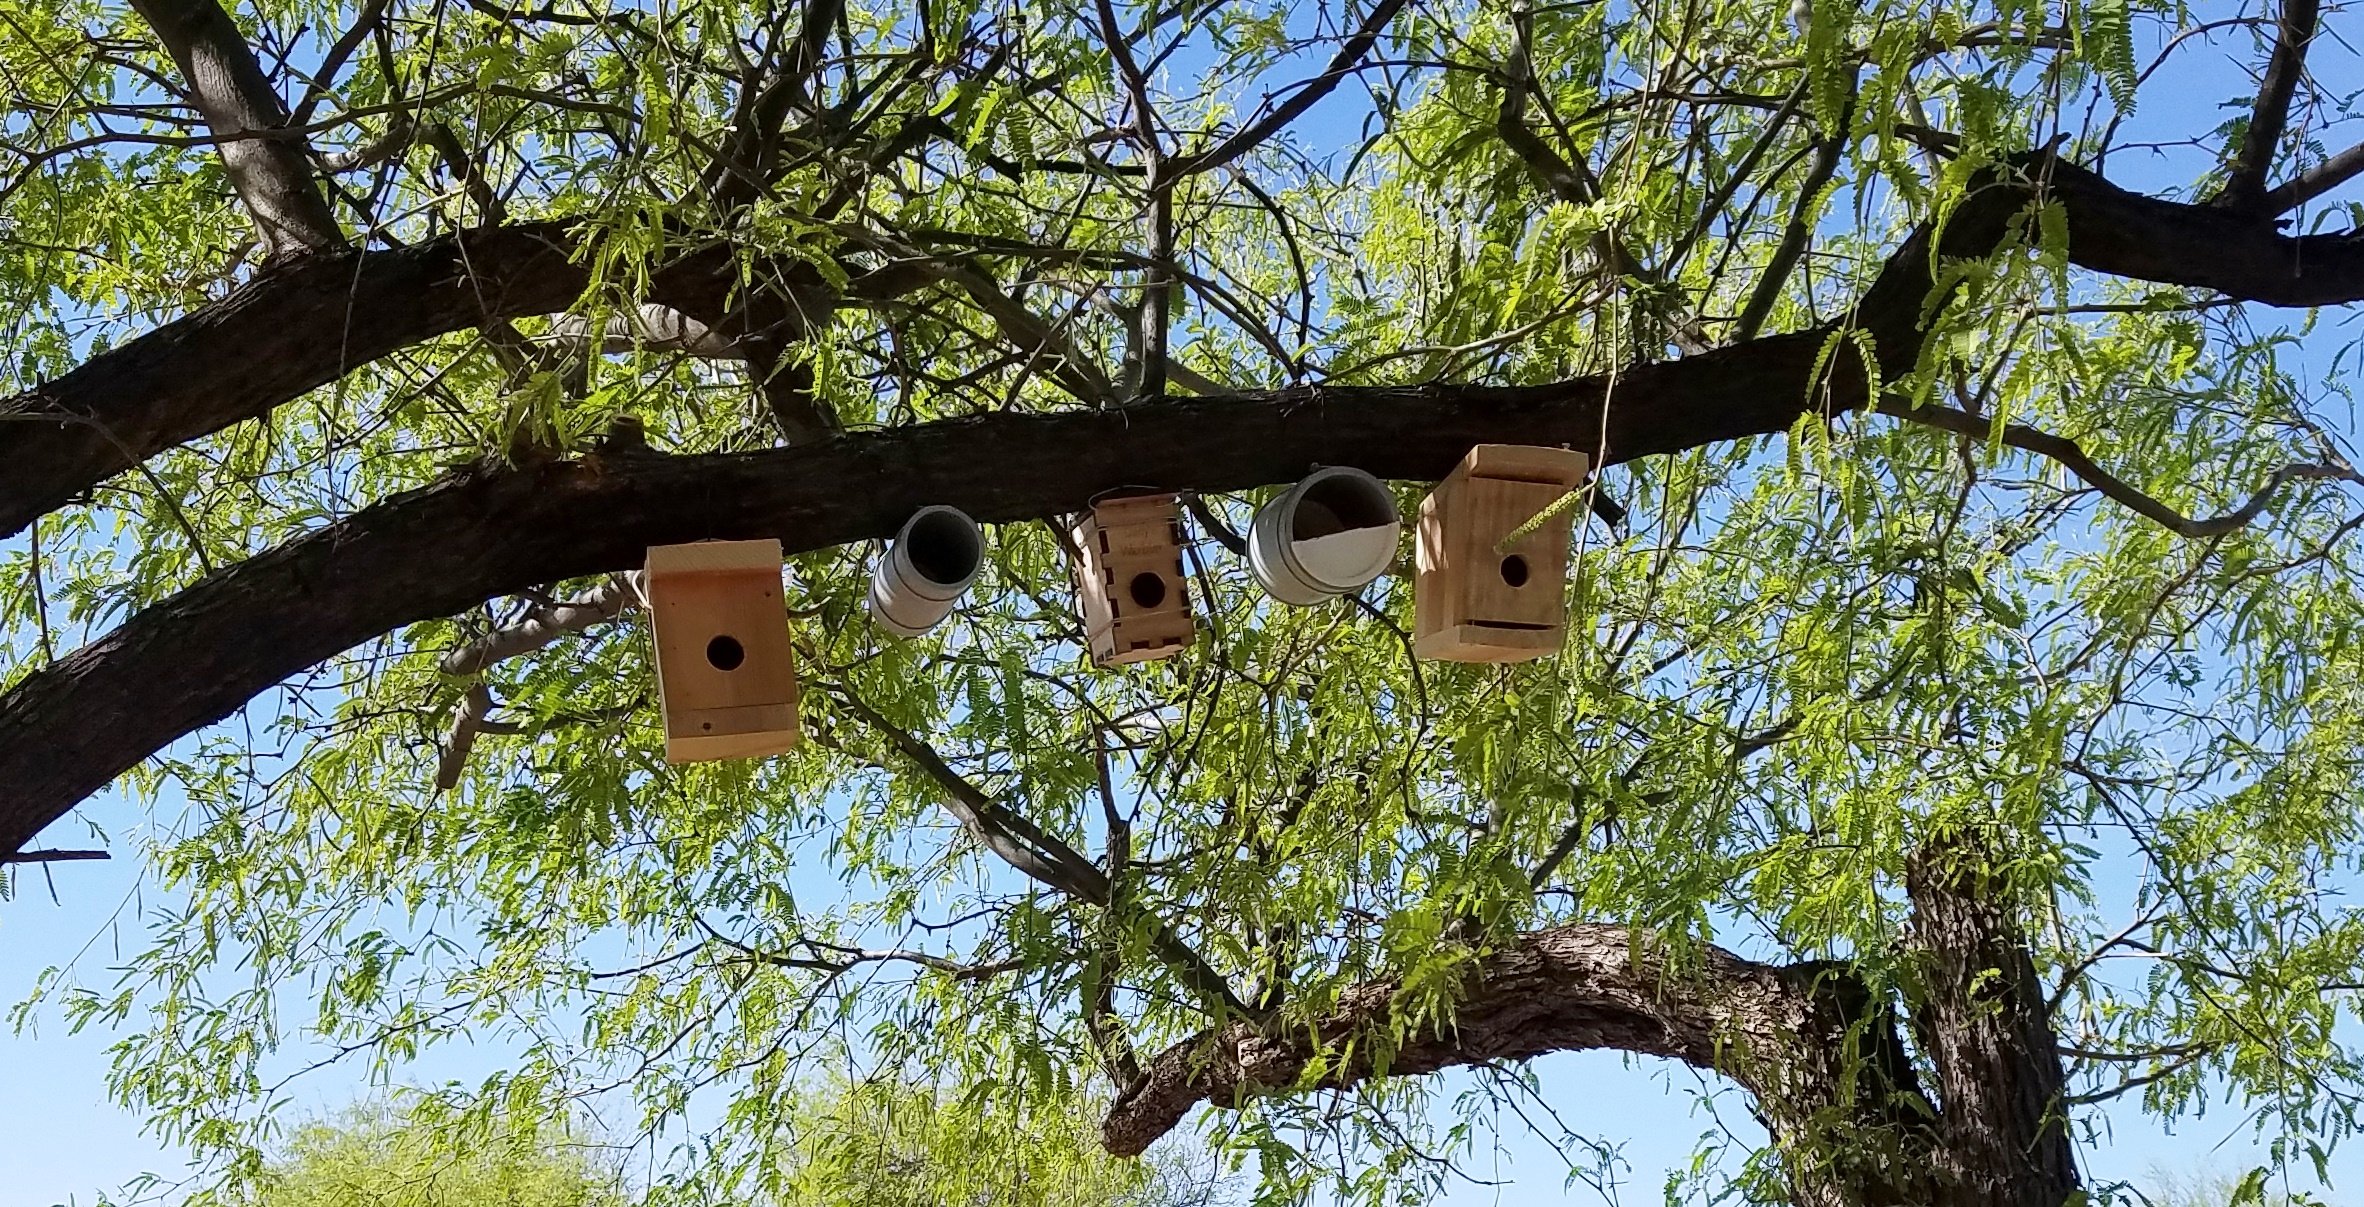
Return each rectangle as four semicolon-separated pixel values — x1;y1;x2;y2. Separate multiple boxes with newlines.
1071;493;1196;666
644;538;800;762
1414;444;1590;663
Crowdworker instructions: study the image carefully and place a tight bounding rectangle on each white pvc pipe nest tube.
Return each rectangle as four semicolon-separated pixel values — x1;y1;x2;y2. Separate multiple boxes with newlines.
1247;467;1403;606
869;505;985;636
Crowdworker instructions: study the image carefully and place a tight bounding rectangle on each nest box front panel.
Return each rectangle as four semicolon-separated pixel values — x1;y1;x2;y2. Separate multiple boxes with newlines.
645;540;800;762
1450;475;1572;629
1414;445;1589;663
1073;495;1195;666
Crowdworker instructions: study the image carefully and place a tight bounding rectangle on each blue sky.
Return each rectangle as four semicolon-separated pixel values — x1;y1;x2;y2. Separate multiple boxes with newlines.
8;3;2364;1205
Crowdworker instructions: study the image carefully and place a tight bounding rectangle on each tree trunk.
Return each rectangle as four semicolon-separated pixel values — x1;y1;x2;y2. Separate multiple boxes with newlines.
1908;839;2081;1207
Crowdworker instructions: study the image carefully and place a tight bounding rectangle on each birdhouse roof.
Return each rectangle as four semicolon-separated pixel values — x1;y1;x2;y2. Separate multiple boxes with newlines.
645;538;785;576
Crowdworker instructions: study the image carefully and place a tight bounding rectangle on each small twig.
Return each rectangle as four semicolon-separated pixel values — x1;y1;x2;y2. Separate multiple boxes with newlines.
3;849;109;863
1882;400;2362;538
1164;0;1409;179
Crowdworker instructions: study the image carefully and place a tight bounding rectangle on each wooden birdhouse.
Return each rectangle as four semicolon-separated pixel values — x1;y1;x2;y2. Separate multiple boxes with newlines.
643;538;800;763
1414;444;1590;663
1071;493;1195;666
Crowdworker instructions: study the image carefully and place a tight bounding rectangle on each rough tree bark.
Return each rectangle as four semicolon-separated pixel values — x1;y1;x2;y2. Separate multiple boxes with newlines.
1101;923;1944;1205
1907;841;2080;1207
1102;837;2079;1207
128;0;346;258
0;227;857;542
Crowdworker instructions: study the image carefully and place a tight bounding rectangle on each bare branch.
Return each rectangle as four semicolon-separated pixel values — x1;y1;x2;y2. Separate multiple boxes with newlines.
440;573;640;676
2263;138;2364;215
703;0;845;215
1735;129;1848;341
2;848;109;864
1164;0;1410;178
1880;399;2361;538
854;237;1116;402
709;928;1031;981
290;0;390;126
1496;10;1709;355
539;306;743;359
2216;0;2322;213
435;681;495;792
829;684;1248;1016
316;111;415;173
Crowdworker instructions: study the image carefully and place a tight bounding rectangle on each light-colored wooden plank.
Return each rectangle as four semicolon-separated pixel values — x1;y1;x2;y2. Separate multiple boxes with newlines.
1455;476;1571;631
666;712;801;763
646;538;800;761
645;537;786;575
1413;624;1563;662
1464;444;1589;486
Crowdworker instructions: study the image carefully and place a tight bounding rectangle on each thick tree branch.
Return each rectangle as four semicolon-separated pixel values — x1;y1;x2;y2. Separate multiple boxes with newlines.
0;224;830;541
7;155;2362;548
1099;923;1938;1206
9;155;2364;860
1906;839;2080;1207
0;361;1835;862
2215;0;2321;214
434;681;495;792
130;0;346;257
2261;138;2364;216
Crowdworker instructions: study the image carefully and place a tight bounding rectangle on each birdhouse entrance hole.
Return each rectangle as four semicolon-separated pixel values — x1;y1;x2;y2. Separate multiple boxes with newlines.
1129;572;1167;609
705;634;746;670
1500;555;1530;588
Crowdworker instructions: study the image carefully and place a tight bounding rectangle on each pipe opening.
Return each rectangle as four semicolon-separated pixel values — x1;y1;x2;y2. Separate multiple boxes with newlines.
904;508;983;586
1293;474;1398;540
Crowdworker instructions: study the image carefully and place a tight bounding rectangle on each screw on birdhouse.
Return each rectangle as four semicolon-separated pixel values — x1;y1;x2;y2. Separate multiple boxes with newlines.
869;506;986;637
1413;444;1591;663
1070;493;1195;666
1247;467;1403;605
643;538;801;762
